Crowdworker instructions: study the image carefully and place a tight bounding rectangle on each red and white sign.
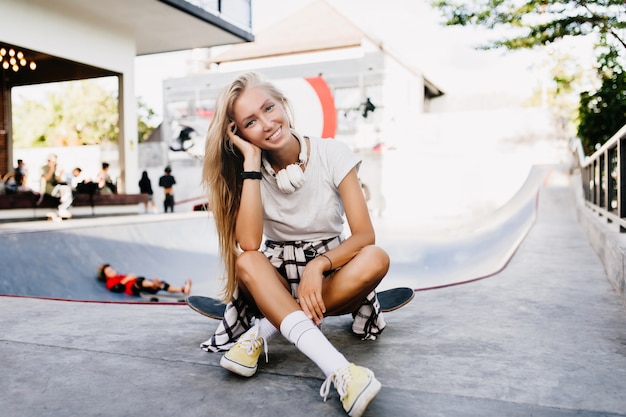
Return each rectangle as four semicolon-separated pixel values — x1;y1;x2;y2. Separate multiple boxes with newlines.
273;76;337;139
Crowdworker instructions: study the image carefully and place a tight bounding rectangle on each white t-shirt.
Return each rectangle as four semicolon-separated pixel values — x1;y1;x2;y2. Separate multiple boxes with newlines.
261;137;360;242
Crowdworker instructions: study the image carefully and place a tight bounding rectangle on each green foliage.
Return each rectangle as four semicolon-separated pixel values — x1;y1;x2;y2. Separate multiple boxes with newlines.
525;48;588;138
137;97;158;143
12;79;158;148
13;99;54;148
430;0;626;51
577;44;626;155
12;80;119;147
431;0;626;155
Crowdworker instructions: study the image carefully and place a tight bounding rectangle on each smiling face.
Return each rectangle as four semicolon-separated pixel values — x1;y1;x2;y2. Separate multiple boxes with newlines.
232;86;291;151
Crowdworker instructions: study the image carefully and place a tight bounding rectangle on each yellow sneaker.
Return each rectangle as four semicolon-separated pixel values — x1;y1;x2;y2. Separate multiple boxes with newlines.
220;327;267;377
320;363;382;417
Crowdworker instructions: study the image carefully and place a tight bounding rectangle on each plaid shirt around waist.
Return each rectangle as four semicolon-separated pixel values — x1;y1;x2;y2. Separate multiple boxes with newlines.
201;236;386;352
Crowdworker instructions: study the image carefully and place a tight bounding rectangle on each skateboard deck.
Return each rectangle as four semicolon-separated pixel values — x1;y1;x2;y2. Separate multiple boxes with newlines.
139;292;186;302
186;287;415;320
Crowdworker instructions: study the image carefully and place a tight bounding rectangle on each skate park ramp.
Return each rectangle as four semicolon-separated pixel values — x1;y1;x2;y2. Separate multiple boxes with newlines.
0;213;225;302
376;164;552;292
0;165;551;301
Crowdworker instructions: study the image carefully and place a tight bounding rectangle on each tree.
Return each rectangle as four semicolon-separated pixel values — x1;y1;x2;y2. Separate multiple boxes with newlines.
578;44;626;154
12;80;119;147
525;47;589;139
430;0;625;51
137;97;158;143
12;79;158;148
430;0;626;154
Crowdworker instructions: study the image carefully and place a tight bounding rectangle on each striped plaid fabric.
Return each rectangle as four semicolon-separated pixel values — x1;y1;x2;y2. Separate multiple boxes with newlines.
201;237;386;352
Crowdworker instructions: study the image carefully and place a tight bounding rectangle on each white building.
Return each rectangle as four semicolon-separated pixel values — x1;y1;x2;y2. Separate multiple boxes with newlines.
161;0;444;216
153;0;558;222
0;0;253;192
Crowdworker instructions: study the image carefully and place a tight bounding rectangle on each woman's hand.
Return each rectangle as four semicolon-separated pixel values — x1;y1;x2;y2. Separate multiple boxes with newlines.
297;259;327;325
227;121;261;163
232;120;264;249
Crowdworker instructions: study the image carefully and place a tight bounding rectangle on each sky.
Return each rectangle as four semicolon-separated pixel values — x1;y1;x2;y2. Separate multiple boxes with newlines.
134;0;562;120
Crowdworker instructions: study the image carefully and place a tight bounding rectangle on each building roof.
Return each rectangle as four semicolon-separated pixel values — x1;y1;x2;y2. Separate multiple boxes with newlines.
2;0;254;87
211;0;444;97
31;0;253;56
211;0;379;64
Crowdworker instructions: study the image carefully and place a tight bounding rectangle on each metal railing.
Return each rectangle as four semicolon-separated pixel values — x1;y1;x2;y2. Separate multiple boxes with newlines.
580;123;626;231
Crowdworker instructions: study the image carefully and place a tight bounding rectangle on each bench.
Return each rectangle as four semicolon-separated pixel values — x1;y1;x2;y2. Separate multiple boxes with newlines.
0;191;149;219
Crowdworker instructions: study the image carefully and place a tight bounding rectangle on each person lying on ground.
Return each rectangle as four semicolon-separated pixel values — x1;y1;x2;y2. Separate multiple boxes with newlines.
97;263;192;296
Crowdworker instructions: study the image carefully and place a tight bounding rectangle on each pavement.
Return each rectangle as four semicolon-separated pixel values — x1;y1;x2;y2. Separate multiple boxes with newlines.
0;211;224;301
1;165;626;416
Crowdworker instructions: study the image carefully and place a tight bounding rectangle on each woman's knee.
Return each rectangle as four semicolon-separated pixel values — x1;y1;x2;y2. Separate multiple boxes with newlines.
337;245;389;289
360;245;390;277
235;251;268;285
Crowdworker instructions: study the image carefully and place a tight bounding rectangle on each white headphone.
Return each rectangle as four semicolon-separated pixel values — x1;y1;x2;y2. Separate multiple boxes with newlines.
262;132;307;194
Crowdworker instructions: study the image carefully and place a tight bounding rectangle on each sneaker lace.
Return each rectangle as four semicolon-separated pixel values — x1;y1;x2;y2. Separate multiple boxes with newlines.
239;328;269;363
320;365;350;402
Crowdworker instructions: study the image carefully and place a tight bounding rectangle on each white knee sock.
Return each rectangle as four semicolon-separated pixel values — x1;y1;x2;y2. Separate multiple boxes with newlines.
280;310;349;377
255;317;279;341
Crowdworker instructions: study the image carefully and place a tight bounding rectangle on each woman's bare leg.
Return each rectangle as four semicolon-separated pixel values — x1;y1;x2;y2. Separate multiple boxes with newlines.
236;245;389;321
234;250;352;376
321;245;390;316
165;279;192;294
235;251;299;328
230;247;385;414
144;278;192;294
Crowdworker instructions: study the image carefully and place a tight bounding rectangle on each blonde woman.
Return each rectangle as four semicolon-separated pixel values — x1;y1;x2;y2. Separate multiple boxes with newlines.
202;72;389;417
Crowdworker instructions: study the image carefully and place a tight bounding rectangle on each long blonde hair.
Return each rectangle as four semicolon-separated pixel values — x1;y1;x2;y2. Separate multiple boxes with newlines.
202;72;295;301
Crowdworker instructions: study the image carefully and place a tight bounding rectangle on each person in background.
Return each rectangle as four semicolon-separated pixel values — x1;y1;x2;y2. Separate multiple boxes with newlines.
71;167;97;195
201;72;389;417
139;170;157;214
3;159;29;194
14;159;29;191
96;162;116;194
158;166;176;213
97;264;192;297
40;154;73;218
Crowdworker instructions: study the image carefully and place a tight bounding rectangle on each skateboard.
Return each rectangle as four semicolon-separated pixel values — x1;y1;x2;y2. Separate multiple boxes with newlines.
186;287;415;320
139;292;186;303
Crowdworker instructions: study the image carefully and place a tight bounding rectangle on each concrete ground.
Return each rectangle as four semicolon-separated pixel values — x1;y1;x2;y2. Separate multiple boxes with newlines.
1;167;626;416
